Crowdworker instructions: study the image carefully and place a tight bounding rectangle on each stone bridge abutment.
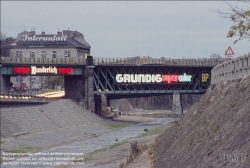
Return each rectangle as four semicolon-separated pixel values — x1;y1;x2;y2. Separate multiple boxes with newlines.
64;66;96;113
0;75;10;93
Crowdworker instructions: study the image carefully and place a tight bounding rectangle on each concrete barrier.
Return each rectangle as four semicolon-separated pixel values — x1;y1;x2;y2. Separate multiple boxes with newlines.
211;52;250;84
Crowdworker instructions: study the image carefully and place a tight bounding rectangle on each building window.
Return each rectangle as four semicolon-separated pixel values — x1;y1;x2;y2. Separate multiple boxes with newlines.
30;51;35;58
16;51;22;57
84;53;88;59
64;51;70;57
41;51;46;58
52;51;56;58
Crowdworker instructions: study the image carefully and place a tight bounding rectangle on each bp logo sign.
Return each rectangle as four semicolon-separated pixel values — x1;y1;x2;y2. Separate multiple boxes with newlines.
201;72;210;86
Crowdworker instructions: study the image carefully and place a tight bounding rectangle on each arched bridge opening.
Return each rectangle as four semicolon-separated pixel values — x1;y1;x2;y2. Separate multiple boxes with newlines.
0;65;84;102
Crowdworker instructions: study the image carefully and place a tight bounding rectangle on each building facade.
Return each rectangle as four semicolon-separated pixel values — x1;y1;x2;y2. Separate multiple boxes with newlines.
3;30;91;89
8;30;91;59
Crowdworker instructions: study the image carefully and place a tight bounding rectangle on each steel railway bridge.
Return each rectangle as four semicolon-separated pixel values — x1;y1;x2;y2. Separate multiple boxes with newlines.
0;56;223;113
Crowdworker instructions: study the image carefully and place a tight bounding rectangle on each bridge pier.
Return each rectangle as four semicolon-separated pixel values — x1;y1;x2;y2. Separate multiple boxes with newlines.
172;93;183;114
0;75;10;94
84;66;95;113
94;95;102;115
64;75;85;102
64;66;95;113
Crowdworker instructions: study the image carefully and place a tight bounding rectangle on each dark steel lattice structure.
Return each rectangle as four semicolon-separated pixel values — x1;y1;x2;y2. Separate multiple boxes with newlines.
93;65;213;98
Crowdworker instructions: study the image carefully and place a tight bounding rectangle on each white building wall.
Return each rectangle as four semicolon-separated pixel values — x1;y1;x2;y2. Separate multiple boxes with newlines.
9;48;80;58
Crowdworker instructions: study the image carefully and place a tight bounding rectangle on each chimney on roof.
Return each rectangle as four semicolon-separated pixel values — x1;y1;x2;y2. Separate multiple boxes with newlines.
5;37;14;45
63;30;70;35
58;32;62;36
30;31;35;36
41;32;45;35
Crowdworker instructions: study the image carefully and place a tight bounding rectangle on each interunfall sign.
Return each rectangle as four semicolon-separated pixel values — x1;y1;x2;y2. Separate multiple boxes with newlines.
116;73;192;84
22;35;67;42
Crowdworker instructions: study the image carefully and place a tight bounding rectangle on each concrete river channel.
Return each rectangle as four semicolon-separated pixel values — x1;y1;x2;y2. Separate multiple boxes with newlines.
1;118;176;168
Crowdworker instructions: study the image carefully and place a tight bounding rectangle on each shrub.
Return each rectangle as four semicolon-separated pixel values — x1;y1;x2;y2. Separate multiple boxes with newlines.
229;100;236;107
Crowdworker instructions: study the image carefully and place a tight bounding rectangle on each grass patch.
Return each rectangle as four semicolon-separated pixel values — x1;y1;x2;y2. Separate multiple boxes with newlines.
109;141;128;149
236;78;242;83
126;140;150;166
229;100;236;107
120;162;126;168
148;143;156;159
223;89;230;97
0;141;4;144
109;123;128;129
136;127;164;138
73;155;92;162
90;148;107;155
239;85;247;92
41;89;56;93
88;140;128;156
9;146;41;153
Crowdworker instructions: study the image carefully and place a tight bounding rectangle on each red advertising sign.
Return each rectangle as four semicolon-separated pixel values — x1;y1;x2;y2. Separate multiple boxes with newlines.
14;67;30;74
58;68;72;74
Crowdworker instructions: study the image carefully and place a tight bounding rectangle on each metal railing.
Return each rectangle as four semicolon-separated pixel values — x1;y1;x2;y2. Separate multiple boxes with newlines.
1;56;224;67
0;57;86;65
0;91;61;103
93;57;225;67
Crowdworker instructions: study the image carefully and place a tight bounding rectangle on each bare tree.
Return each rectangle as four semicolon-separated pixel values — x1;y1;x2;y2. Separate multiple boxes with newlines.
213;1;250;44
1;32;7;44
1;32;10;56
210;53;223;59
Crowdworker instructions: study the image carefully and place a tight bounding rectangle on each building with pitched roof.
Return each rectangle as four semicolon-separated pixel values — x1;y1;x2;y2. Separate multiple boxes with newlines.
4;29;91;89
9;30;91;59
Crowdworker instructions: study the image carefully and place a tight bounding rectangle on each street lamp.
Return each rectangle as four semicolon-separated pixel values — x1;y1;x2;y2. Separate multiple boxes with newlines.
29;75;31;95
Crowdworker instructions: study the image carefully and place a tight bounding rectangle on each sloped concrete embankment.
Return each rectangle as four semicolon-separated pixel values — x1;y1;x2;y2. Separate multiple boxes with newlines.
0;99;105;138
154;76;250;168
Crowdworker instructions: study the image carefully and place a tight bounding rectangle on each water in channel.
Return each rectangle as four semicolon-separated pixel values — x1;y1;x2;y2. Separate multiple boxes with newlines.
1;118;176;168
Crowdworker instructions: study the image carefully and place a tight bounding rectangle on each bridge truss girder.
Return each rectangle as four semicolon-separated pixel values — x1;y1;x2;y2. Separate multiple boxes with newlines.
93;65;212;96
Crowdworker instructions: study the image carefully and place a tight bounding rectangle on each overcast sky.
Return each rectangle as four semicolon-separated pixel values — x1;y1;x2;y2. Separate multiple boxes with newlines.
1;1;249;59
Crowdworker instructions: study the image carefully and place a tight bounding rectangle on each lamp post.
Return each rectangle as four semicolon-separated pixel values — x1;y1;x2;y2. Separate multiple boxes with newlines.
40;76;42;92
29;75;31;95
